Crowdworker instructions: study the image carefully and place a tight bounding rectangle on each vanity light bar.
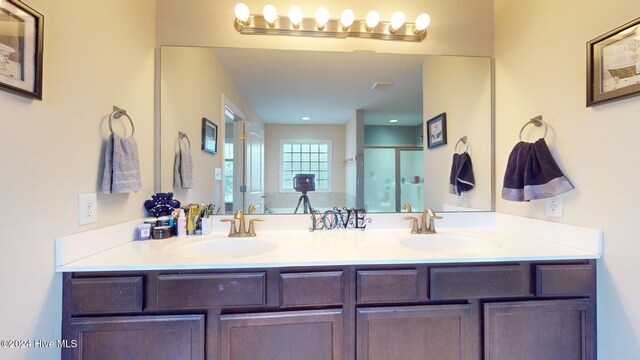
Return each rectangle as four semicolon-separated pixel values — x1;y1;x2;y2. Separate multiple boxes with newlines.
233;4;429;42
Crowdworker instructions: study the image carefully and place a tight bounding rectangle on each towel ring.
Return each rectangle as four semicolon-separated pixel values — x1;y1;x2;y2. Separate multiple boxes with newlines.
108;106;135;137
176;132;191;151
519;115;547;141
455;136;468;153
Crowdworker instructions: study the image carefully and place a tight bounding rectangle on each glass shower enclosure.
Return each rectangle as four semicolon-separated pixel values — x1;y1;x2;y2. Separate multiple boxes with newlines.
364;147;424;212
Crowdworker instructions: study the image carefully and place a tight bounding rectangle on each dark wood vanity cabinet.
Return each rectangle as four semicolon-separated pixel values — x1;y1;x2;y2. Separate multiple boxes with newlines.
61;260;596;360
484;299;594;360
220;309;343;360
65;315;205;360
357;305;472;360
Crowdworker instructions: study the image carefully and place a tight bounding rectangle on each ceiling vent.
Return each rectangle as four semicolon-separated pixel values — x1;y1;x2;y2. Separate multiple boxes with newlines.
371;81;393;90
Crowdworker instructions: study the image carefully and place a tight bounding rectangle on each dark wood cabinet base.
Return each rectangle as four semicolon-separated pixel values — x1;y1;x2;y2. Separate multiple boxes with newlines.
61;260;596;360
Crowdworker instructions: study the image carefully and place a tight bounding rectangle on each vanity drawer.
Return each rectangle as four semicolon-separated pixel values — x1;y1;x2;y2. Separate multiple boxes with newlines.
357;270;420;304
157;272;266;309
70;277;143;315
535;264;595;296
280;271;343;307
430;265;524;300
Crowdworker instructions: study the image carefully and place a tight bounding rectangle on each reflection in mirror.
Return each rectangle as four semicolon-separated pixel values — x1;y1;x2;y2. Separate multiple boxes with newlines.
160;47;492;214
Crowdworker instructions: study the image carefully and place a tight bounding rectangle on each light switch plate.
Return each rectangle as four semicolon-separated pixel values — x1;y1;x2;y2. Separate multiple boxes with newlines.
215;167;222;181
78;193;98;225
545;194;563;218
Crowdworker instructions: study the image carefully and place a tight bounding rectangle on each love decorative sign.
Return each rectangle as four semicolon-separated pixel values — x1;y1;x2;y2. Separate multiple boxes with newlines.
309;207;372;232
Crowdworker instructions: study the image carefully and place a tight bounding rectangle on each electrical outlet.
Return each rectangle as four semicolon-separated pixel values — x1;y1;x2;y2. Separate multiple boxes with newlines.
545;194;563;218
78;193;98;225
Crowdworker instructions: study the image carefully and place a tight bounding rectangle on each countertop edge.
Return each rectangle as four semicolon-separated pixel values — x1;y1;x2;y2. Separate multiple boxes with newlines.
56;253;602;273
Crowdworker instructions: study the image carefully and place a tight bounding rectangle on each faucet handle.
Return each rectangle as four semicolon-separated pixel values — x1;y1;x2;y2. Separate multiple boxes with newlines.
425;208;443;220
403;216;420;234
248;218;265;237
423;208;443;234
220;218;238;237
247;204;256;215
402;202;413;213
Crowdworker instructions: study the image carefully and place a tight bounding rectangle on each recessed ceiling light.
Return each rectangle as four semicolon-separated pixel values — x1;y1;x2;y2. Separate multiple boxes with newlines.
389;119;399;123
302;116;311;121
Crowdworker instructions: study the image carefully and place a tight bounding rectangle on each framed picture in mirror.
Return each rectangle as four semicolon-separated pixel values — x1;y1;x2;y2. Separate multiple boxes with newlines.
426;112;447;149
0;0;43;100
587;17;640;106
201;117;218;154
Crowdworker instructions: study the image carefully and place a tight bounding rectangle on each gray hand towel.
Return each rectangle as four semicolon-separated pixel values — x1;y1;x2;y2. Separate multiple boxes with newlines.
173;147;193;189
101;133;142;194
502;138;574;201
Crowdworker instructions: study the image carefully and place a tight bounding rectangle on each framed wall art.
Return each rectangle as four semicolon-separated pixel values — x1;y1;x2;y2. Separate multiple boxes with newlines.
426;112;447;149
0;0;43;100
201;117;218;154
587;17;640;106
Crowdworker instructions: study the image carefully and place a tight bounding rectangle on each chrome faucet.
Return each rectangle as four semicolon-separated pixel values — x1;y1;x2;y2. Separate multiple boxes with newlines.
403;203;443;234
221;204;264;237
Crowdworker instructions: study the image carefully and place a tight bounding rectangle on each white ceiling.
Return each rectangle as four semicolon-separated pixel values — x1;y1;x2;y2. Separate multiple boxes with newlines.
211;48;425;126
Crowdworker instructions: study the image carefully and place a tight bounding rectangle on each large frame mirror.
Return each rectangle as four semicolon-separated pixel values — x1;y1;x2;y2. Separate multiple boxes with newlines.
159;46;492;214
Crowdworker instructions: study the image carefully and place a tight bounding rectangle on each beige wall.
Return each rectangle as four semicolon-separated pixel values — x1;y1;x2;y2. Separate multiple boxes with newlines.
495;0;640;357
264;124;345;210
156;0;494;57
160;46;262;206
423;56;493;211
0;1;156;358
10;0;638;358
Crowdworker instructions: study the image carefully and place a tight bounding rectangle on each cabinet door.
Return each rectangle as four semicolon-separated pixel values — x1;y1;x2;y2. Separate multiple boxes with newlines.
64;315;204;360
357;305;472;360
484;299;594;360
220;309;343;360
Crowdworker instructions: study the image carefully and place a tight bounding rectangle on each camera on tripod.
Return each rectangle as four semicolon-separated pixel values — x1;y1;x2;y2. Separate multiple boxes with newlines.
293;174;315;214
293;173;315;193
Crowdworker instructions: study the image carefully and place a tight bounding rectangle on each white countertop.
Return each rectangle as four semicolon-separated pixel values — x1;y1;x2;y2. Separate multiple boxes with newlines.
55;212;602;272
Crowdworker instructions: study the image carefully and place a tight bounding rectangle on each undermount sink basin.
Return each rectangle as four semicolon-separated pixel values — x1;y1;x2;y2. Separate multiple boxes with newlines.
399;234;500;254
174;238;277;259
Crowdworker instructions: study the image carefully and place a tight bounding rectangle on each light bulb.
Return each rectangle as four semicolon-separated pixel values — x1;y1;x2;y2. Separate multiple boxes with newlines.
340;9;355;29
234;3;250;24
316;7;330;30
263;4;277;26
390;11;405;32
415;13;431;32
365;11;380;30
288;5;303;27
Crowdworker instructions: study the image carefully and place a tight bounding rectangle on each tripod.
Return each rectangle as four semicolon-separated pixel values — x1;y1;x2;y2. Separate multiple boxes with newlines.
294;191;313;214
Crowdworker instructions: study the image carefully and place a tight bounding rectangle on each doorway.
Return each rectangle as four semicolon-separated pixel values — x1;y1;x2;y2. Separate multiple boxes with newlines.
223;96;265;214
